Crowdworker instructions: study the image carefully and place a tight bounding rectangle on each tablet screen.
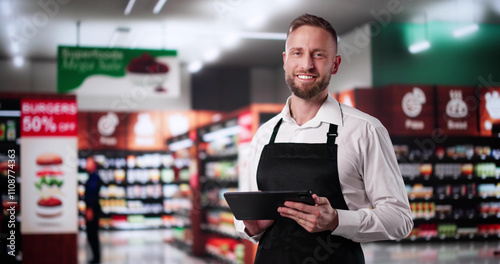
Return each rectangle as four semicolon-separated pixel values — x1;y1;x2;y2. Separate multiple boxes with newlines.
224;190;314;220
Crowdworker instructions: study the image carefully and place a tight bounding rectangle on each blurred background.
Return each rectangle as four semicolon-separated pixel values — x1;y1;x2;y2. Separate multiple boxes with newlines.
1;0;500;263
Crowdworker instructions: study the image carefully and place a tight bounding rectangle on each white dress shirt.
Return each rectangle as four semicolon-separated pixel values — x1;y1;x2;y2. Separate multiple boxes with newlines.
235;94;414;243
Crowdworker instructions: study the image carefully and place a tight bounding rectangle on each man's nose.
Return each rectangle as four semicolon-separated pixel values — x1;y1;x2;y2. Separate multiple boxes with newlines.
300;55;314;70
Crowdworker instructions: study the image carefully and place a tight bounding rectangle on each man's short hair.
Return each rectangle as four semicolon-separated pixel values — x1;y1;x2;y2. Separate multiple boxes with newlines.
287;13;338;50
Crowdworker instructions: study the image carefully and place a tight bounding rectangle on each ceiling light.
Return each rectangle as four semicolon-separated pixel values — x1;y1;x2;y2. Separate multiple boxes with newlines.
124;0;136;15
153;0;168;14
239;32;286;40
245;14;266;29
409;13;431;54
203;48;220;62
13;56;24;68
453;24;479;38
409;41;431;54
11;42;19;53
188;61;203;73
1;0;12;16
223;33;240;48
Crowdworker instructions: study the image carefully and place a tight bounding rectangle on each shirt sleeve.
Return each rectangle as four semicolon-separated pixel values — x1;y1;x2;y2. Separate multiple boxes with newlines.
233;126;268;243
331;125;414;242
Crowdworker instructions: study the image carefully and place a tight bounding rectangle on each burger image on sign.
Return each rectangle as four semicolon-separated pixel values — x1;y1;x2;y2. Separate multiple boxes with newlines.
35;153;64;218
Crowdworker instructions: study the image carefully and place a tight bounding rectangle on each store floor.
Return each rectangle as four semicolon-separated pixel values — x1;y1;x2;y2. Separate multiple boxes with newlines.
78;230;500;264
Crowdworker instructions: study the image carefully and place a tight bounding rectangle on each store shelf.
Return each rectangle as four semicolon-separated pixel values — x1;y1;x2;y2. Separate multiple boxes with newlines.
77;151;194;231
393;136;500;242
202;223;240;240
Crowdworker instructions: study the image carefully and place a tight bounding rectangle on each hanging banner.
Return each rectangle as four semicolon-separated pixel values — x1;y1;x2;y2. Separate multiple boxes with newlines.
57;46;180;98
20;98;78;234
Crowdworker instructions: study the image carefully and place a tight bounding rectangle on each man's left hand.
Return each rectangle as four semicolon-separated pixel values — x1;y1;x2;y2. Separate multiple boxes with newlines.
277;194;338;233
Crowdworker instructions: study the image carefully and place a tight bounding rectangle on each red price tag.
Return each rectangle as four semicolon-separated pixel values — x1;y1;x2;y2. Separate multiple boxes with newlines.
21;99;78;137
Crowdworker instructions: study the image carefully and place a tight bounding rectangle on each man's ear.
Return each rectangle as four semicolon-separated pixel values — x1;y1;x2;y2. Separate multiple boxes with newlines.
331;55;341;75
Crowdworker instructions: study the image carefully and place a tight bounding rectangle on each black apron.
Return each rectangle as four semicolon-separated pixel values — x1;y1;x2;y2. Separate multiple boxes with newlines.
254;118;365;264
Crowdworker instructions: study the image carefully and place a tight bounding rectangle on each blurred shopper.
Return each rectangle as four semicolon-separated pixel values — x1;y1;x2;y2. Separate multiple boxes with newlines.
85;157;102;264
235;14;413;263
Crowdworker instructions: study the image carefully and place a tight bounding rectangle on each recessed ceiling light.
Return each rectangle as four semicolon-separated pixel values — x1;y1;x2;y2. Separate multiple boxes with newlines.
124;0;136;15
153;0;168;14
11;42;19;53
409;40;431;54
223;33;240;48
188;61;203;73
13;56;24;68
453;24;479;38
203;48;220;62
245;13;266;29
1;0;12;16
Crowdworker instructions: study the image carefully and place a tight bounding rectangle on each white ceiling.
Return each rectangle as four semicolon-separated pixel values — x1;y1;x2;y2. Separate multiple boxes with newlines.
2;0;500;68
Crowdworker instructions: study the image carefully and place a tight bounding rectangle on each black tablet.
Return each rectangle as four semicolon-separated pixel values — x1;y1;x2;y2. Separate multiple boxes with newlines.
223;190;315;220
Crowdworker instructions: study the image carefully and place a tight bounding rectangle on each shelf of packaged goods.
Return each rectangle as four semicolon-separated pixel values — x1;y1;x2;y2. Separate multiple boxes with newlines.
169;238;193;254
402;175;500;183
98;219;190;230
166;208;191;218
204;205;232;212
205;252;240;264
412;215;500;223
200;153;238;162
201;177;239;187
201;223;240;240
407;195;500;202
398;157;500;164
402;233;500;243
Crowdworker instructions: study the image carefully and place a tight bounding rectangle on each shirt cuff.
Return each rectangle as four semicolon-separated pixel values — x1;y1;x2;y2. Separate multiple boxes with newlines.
234;218;264;244
330;209;360;239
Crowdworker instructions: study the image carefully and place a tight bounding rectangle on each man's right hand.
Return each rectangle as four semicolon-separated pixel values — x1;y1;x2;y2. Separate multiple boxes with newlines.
243;220;274;236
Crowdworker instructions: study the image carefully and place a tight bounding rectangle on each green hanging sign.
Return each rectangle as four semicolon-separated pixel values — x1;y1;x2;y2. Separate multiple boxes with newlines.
57;46;179;97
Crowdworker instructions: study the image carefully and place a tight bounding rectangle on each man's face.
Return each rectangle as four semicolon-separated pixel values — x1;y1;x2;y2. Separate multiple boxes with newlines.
283;25;341;100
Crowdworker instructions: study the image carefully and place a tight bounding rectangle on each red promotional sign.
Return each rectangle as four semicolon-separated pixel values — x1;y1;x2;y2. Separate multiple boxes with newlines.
338;90;356;108
381;85;435;136
238;111;253;144
436;86;478;136
21;99;78;137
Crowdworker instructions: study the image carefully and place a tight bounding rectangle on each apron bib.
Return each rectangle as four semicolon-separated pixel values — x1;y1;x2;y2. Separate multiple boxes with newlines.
254;118;364;264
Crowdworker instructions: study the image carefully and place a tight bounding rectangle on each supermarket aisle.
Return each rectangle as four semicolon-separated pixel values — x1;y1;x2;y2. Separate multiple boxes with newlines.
78;230;500;264
78;229;209;264
362;240;500;264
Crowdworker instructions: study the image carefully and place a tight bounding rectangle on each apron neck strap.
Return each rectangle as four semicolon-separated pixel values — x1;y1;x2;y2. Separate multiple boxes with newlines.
327;123;338;145
269;118;283;144
269;118;338;145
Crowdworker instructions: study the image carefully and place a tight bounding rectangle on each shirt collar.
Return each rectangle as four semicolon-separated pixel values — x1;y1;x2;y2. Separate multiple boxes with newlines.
281;93;343;127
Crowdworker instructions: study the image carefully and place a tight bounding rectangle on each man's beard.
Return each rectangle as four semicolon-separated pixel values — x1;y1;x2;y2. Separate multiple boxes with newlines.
285;71;331;100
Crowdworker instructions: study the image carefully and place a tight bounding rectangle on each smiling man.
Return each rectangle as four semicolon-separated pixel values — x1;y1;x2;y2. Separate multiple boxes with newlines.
234;14;413;263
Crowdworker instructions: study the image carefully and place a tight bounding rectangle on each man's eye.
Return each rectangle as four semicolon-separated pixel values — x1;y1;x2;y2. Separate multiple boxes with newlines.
315;53;326;58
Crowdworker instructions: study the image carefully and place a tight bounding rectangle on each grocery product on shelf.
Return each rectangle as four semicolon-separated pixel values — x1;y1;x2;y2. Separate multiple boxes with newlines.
77;151;193;231
394;136;500;242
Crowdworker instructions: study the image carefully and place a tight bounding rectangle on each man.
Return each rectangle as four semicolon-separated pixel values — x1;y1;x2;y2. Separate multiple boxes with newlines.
234;14;413;263
85;157;102;264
